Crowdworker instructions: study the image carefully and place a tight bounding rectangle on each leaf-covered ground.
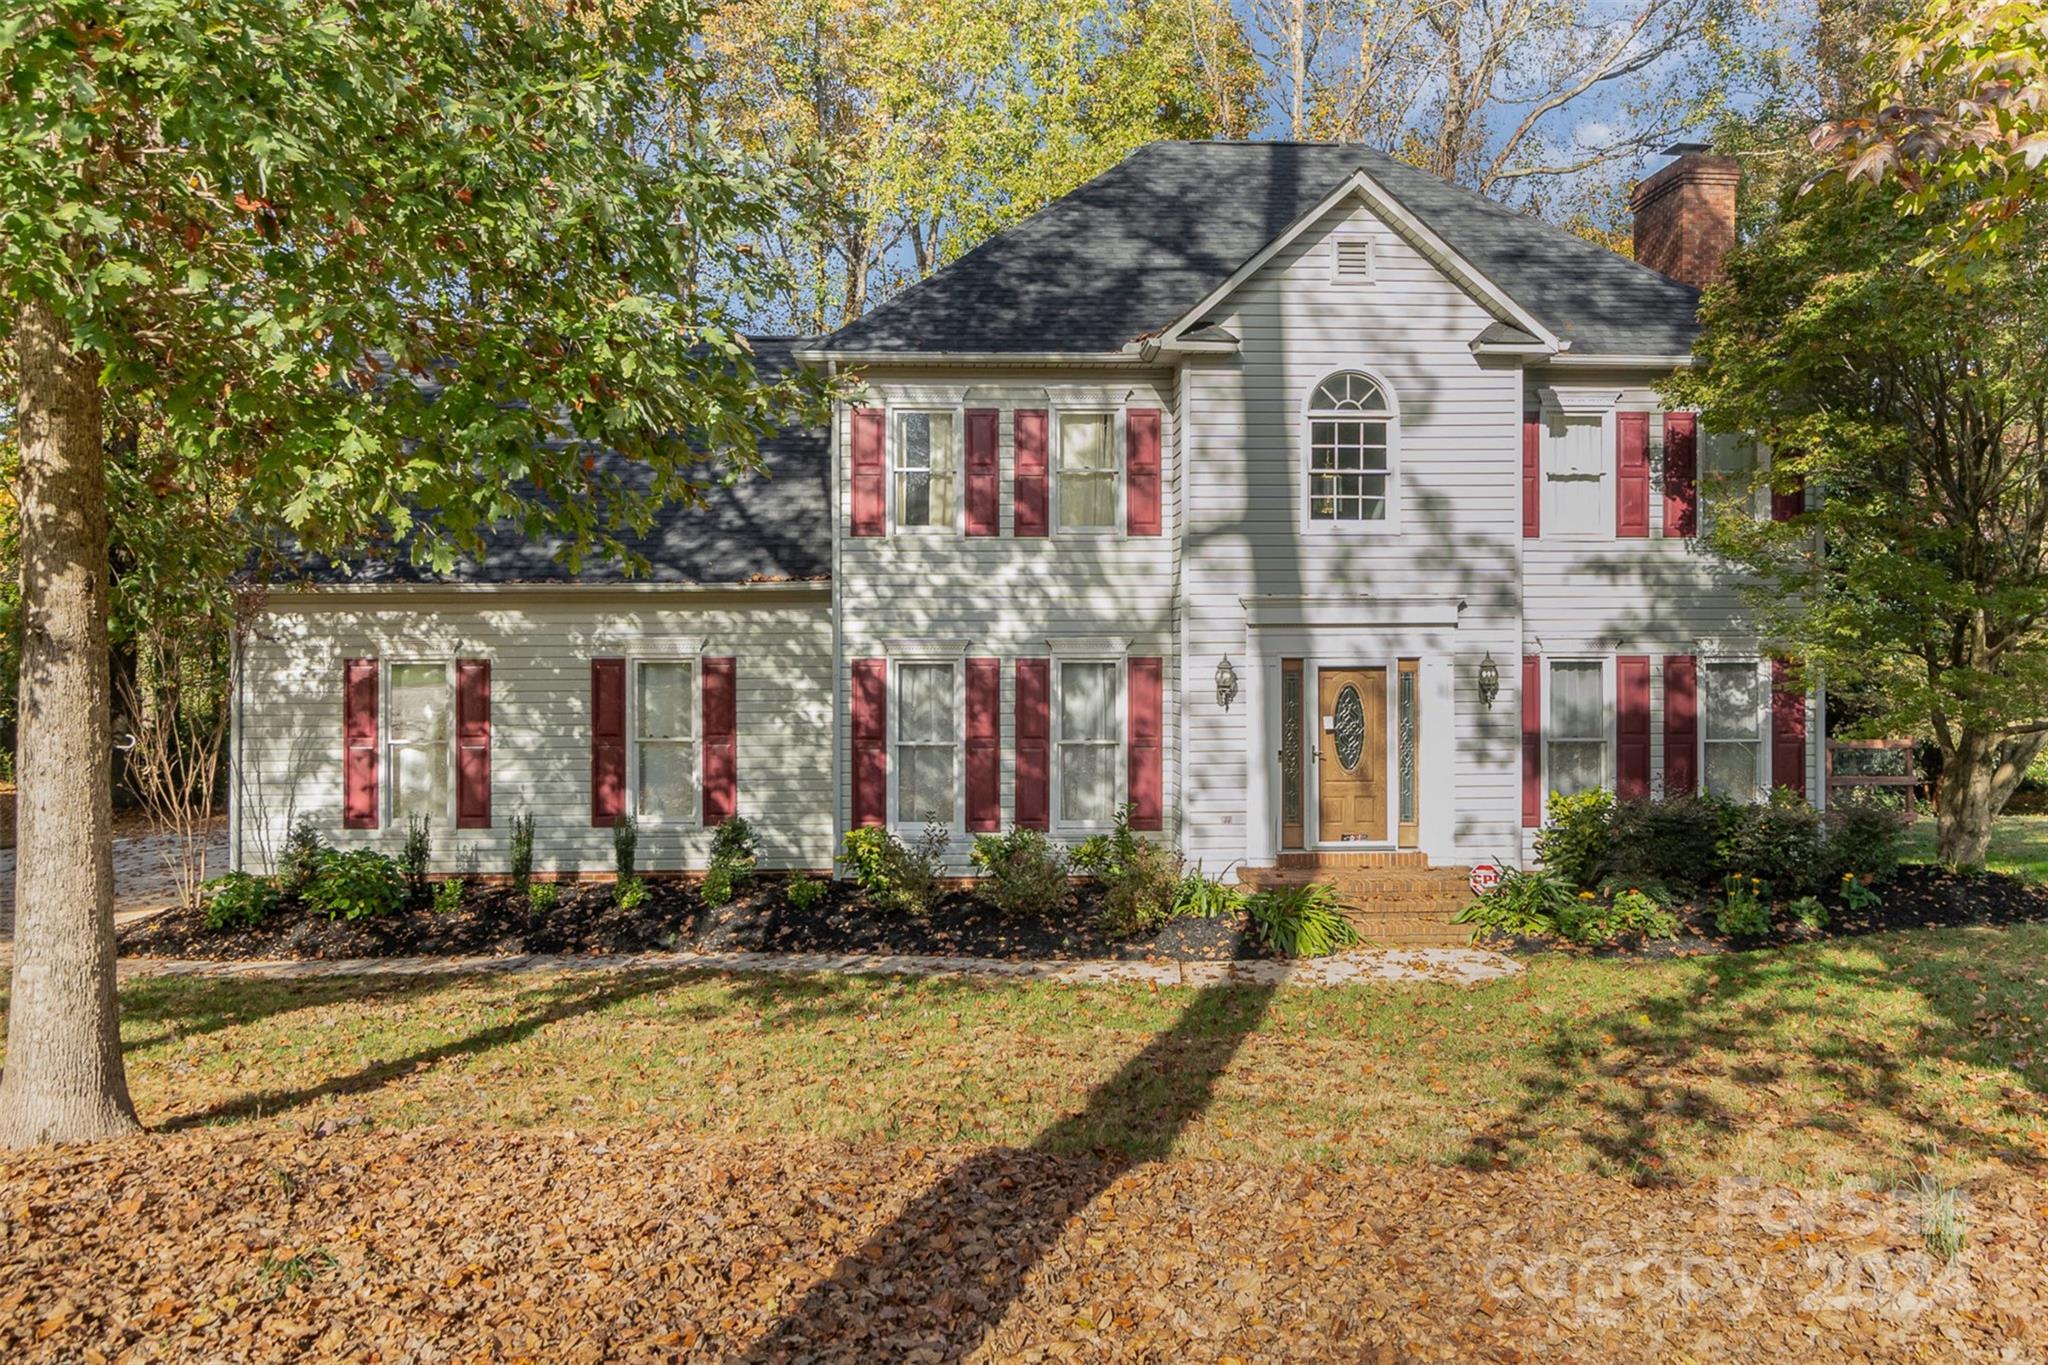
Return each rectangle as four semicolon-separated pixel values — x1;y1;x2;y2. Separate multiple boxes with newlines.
5;1126;2045;1361
6;925;2048;1358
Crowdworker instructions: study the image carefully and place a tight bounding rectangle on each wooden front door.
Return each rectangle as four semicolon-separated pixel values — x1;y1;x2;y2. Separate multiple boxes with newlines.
1317;667;1388;842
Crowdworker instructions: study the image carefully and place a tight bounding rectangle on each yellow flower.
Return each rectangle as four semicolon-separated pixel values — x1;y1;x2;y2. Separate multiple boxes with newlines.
1579;891;1596;901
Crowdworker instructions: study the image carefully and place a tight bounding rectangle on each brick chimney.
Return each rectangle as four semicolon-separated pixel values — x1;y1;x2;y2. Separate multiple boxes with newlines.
1629;143;1739;290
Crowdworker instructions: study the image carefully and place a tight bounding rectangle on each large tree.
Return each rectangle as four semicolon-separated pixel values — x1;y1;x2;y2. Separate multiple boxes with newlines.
1666;183;2048;869
0;0;824;1146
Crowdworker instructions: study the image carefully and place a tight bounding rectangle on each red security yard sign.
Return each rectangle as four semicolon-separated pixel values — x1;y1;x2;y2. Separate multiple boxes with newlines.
1468;862;1502;896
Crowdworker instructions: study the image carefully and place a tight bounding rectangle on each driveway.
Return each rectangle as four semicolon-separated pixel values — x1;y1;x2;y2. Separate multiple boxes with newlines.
0;818;228;956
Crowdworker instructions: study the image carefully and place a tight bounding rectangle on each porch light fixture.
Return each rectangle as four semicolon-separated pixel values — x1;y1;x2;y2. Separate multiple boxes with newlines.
1477;652;1500;710
1215;656;1239;710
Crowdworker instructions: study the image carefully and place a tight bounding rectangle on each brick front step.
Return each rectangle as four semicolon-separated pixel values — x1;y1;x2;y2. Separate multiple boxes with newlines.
1240;860;1477;946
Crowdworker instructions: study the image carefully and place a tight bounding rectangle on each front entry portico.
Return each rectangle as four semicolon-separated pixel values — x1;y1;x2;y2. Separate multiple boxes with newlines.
1237;595;1463;870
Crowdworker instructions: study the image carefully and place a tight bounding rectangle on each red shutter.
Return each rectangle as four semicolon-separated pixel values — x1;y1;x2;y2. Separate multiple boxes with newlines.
1015;659;1050;830
1013;410;1048;537
850;407;886;537
965;408;1000;537
851;658;887;827
701;657;737;826
343;658;379;830
1522;412;1541;539
1663;655;1698;797
1128;656;1164;830
1771;658;1807;798
455;659;491;829
1521;656;1542;828
1126;408;1162;537
1617;412;1651;538
1772;476;1805;522
1617;655;1651;800
591;658;626;826
1663;413;1697;537
965;657;1001;832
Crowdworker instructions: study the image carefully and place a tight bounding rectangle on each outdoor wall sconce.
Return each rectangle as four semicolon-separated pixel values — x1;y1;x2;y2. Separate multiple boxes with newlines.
1215;656;1239;710
1477;652;1500;710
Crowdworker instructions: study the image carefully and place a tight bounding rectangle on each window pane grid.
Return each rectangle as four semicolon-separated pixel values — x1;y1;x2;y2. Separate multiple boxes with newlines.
635;661;696;821
895;664;958;825
1307;374;1392;523
894;411;956;527
1059;414;1116;529
1704;661;1763;802
389;664;448;822
1547;662;1606;799
1058;661;1119;825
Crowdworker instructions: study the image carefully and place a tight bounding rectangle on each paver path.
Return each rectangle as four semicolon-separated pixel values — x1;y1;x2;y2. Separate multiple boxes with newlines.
118;942;1520;987
0;819;226;951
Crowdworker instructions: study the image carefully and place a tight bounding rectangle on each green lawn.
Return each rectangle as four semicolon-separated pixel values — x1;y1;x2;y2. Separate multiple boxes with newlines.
18;922;2043;1187
1901;811;2048;880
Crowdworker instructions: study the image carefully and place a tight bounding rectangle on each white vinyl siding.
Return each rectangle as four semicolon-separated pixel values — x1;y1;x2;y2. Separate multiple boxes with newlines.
233;588;833;873
1704;659;1765;803
1055;412;1118;531
1056;659;1120;827
1547;660;1607;799
894;661;960;828
387;662;450;827
893;410;956;531
633;659;696;823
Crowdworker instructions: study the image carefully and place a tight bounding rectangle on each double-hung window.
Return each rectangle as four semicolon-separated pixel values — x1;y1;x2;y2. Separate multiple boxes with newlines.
1056;659;1121;826
634;659;696;821
387;662;451;824
1703;660;1765;803
893;410;956;530
1056;412;1118;531
894;661;959;826
1700;430;1761;530
1306;371;1395;524
1546;660;1607;799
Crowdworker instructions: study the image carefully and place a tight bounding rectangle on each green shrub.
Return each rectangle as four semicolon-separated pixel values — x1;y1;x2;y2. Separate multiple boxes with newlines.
201;871;277;930
1069;808;1181;936
302;849;405;921
1594;873;1677;907
703;816;760;907
614;876;649;911
612;815;638;884
1608;795;1738;890
509;813;536;897
968;828;1070;916
1556;887;1679;944
1788;894;1829;930
279;818;326;895
1714;875;1772;937
1536;789;1615;887
1245;883;1358;957
1821;804;1905;884
1840;874;1882;913
528;882;561;913
838;823;948;915
400;816;432;907
1718;792;1827;894
1455;866;1576;937
431;879;465;915
785;873;828;911
1172;870;1243;920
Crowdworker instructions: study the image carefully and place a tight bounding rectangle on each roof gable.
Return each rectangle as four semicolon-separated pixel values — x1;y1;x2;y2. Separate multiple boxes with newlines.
814;142;1700;359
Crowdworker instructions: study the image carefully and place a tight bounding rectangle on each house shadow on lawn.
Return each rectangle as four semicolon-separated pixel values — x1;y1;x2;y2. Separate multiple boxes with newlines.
737;974;1283;1363
1455;933;2048;1184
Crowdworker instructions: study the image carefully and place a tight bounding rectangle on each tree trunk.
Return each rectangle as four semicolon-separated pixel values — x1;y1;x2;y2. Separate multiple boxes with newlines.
1934;726;1998;871
0;296;137;1147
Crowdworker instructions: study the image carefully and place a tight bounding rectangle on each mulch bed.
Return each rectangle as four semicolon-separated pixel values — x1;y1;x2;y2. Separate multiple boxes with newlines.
1484;864;2048;959
4;1125;2043;1361
118;875;1265;965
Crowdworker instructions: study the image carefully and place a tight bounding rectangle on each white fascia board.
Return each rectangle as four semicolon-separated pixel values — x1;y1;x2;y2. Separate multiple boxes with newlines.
1154;168;1564;353
1537;352;1696;369
790;347;1146;366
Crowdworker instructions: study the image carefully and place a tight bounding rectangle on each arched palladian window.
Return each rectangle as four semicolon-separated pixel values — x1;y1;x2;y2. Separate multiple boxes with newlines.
1305;371;1397;524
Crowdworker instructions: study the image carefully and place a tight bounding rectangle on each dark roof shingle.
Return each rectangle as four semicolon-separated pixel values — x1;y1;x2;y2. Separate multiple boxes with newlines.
815;142;1700;357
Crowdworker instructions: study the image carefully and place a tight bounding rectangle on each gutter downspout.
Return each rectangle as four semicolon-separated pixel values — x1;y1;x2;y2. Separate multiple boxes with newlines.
827;360;844;878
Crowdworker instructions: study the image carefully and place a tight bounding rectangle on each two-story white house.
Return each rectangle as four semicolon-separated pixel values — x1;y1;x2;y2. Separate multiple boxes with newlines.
229;141;1818;904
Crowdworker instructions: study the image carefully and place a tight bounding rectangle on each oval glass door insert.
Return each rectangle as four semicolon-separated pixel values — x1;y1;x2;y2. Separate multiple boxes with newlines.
1333;685;1365;770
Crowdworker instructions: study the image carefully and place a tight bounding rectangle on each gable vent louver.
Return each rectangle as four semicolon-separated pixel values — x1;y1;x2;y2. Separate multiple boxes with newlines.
1330;236;1373;284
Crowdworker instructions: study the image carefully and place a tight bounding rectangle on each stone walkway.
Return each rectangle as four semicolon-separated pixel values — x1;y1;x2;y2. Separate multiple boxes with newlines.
119;943;1521;988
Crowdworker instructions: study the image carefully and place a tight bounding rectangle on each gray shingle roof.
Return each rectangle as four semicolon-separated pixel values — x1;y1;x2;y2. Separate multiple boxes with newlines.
291;337;829;587
815;141;1700;357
